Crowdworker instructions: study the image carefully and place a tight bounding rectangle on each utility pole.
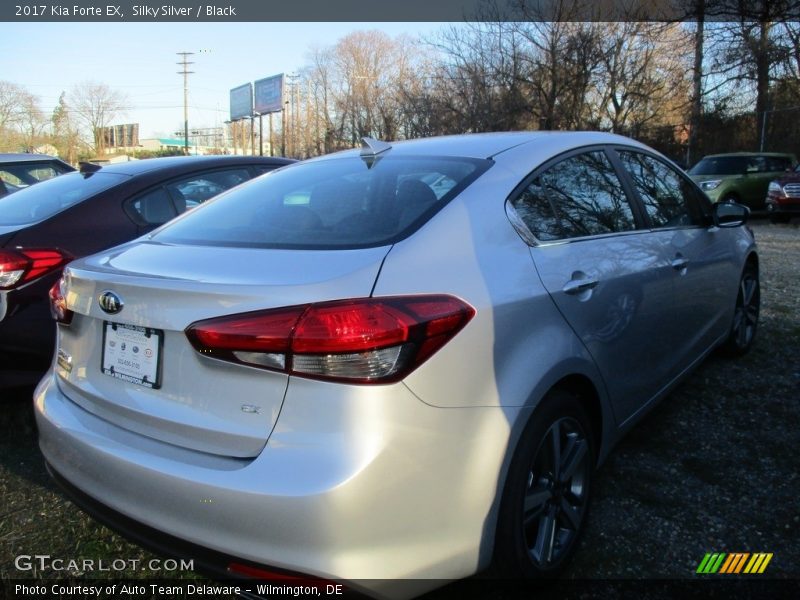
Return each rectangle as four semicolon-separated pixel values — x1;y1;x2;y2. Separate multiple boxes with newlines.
286;73;299;157
269;113;273;157
176;52;194;156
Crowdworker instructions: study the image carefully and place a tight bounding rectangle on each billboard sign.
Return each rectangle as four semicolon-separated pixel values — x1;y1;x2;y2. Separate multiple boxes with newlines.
254;74;284;114
229;83;253;120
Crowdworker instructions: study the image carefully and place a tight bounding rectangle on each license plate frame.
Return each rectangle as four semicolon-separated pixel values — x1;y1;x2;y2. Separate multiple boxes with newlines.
101;321;163;389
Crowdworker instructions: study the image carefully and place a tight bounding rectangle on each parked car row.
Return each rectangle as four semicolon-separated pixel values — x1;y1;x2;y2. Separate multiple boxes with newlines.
0;155;293;388
687;151;799;223
13;133;760;598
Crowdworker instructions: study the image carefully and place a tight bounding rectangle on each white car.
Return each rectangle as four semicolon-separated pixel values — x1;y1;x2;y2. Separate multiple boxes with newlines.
36;132;758;598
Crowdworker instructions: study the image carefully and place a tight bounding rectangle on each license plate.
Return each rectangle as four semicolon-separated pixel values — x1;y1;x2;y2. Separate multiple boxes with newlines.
101;322;163;389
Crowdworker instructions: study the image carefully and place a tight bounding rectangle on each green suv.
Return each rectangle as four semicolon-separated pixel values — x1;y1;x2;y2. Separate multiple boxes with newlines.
688;152;796;209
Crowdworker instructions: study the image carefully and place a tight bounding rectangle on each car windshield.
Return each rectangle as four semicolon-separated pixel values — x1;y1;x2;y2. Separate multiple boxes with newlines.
0;171;128;226
153;155;491;249
688;156;751;176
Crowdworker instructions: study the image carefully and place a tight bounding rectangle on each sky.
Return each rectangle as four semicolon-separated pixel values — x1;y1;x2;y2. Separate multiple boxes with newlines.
0;22;445;140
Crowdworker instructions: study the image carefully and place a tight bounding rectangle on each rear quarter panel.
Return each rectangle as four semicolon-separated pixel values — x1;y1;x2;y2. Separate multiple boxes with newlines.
372;160;610;415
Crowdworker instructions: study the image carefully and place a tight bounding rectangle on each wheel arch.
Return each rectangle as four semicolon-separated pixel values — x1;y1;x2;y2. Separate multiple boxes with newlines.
745;250;759;274
550;374;605;466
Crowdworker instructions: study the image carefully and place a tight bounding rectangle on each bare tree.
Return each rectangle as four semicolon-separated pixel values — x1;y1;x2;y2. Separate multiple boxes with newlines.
0;81;28;150
590;22;692;136
51;92;82;163
298;30;428;154
0;81;54;152
17;92;48;152
68;81;127;154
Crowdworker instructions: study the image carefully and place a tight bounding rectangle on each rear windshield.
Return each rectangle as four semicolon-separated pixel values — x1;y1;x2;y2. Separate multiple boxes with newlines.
0;171;128;226
153;155;491;249
0;161;71;187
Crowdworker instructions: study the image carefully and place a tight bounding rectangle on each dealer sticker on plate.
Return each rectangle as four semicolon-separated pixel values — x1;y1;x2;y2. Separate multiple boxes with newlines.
101;322;162;388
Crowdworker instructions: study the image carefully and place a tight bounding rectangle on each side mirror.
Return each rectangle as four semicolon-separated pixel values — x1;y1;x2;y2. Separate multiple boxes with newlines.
713;201;749;228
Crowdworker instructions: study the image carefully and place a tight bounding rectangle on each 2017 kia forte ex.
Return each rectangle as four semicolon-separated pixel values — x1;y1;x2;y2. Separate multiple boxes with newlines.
35;132;759;598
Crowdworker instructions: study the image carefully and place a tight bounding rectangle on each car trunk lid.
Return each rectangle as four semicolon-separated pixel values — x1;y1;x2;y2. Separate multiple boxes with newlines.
55;241;390;458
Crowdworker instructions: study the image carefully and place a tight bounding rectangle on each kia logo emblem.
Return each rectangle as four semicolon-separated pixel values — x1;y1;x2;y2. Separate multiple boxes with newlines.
99;290;124;314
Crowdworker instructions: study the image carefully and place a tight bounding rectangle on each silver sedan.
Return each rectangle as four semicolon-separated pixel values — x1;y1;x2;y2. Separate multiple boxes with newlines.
35;132;758;598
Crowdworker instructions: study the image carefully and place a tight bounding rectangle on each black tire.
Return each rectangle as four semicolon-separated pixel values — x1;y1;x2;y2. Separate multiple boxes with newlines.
493;390;595;577
769;213;791;224
719;263;760;357
720;194;738;204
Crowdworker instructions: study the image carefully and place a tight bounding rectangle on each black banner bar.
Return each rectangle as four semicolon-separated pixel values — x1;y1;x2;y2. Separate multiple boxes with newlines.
3;1;800;23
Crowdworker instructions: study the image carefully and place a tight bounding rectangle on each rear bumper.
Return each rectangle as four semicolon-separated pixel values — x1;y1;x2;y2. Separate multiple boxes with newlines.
35;372;522;598
766;196;800;214
45;462;343;588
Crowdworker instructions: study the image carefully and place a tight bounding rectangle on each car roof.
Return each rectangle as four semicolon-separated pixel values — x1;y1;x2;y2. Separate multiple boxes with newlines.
88;155;294;176
310;131;650;161
0;153;69;163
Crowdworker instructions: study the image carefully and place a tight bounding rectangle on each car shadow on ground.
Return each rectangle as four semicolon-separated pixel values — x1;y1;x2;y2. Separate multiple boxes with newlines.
0;386;56;492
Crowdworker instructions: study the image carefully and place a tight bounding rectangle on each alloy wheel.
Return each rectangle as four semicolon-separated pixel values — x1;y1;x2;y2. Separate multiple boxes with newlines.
732;272;759;350
522;416;591;568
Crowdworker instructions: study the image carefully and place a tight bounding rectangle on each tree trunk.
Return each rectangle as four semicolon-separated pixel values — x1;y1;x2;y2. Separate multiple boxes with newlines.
688;4;704;166
756;21;772;151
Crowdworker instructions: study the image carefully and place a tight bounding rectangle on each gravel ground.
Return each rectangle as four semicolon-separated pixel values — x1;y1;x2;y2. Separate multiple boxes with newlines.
1;219;798;597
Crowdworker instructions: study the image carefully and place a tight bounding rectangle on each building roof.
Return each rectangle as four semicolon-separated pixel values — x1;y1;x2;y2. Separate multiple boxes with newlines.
156;138;198;147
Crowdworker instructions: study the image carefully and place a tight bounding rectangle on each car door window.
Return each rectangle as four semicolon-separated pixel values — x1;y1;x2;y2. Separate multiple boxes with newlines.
167;168;252;210
617;151;710;228
509;150;637;241
767;156;792;172
747;156;766;173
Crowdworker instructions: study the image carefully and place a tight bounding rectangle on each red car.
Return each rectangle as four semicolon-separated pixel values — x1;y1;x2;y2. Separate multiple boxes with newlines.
0;155;293;390
766;165;800;223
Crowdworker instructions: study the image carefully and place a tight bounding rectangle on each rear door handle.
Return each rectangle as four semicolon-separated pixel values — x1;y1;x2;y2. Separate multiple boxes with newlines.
562;277;599;295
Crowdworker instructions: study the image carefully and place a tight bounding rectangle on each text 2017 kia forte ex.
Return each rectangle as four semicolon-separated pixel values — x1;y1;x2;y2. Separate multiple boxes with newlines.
35;132;759;598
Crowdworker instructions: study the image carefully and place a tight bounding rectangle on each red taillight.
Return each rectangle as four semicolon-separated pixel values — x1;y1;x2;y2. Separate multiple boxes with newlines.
0;247;71;290
185;295;475;384
292;301;412;353
48;276;73;325
188;306;305;354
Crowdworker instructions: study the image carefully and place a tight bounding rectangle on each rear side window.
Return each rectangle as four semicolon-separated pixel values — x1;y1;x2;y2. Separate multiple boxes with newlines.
129;168;255;226
153;156;490;249
130;188;176;226
766;156;793;172
0;171;127;226
618;151;710;228
509;150;636;241
168;168;252;209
